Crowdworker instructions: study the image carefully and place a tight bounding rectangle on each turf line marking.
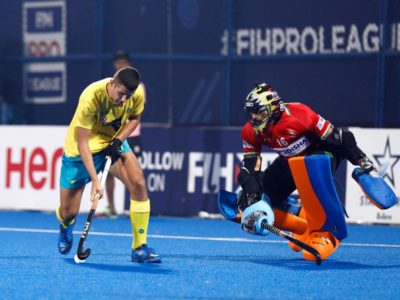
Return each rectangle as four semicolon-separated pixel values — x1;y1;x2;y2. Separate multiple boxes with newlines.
0;227;399;248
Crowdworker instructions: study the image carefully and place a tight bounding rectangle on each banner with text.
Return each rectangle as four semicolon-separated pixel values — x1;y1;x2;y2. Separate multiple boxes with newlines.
0;126;125;212
1;125;399;223
345;128;400;224
22;1;67;104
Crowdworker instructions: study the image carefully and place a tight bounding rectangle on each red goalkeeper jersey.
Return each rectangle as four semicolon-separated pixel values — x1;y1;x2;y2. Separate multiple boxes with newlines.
241;102;333;158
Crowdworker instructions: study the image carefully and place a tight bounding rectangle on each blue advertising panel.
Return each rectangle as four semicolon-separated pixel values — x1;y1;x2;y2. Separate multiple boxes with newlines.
386;58;400;127
102;0;168;54
126;61;171;124
140;127;347;216
171;0;226;55
230;59;378;127
26;70;63;98
25;60;98;124
229;0;382;127
0;0;399;127
140;127;244;216
172;61;226;126
66;0;97;54
27;6;62;33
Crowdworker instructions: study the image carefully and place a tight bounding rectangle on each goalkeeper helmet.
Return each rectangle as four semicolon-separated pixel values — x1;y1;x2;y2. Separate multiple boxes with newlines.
244;83;282;133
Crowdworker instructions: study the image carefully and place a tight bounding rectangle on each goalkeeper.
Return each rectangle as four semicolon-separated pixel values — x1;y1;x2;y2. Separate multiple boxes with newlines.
236;83;389;261
56;66;161;263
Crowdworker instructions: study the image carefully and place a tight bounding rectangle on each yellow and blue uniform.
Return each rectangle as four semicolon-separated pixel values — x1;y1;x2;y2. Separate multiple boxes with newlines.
60;78;145;189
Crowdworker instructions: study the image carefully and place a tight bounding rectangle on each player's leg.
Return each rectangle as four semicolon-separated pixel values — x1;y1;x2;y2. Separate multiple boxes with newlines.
127;135;142;158
104;174;117;218
111;142;161;263
57;152;105;255
124;136;142;214
57;187;84;254
288;155;348;261
261;156;311;251
262;156;297;208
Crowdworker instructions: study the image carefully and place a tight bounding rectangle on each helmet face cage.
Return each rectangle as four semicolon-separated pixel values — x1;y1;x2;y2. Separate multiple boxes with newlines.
244;84;281;131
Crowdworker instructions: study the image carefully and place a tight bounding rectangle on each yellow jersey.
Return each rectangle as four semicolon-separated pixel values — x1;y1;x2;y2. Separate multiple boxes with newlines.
64;78;144;157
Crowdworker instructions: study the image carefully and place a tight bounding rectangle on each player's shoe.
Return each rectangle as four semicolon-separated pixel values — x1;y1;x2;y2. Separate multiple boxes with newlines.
58;223;74;254
302;231;340;261
131;244;161;263
95;207;118;219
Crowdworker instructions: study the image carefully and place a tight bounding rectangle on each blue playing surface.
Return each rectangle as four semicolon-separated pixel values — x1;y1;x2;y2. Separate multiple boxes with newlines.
0;211;399;299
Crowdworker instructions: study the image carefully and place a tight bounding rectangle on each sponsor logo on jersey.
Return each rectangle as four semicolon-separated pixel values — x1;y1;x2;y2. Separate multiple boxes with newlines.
273;136;311;157
316;116;326;130
242;140;253;149
286;129;297;137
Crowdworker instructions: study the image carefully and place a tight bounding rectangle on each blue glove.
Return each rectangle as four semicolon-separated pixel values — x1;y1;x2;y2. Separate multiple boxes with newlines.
241;194;274;236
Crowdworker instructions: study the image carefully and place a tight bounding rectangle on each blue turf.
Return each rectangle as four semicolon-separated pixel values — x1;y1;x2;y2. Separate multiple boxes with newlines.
0;211;399;299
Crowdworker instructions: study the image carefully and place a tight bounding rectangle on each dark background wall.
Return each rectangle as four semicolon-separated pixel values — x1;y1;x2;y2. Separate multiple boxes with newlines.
0;0;399;128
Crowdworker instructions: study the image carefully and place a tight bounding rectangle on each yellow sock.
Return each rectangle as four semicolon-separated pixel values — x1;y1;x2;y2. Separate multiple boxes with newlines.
130;199;150;249
55;207;75;228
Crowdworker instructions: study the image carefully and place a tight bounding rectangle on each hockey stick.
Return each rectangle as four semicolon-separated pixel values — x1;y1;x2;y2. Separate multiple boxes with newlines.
74;156;112;263
261;220;322;266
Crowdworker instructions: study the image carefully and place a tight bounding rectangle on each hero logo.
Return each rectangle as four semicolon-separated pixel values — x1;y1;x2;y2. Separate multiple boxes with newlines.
274;136;311;157
4;147;63;190
27;40;61;57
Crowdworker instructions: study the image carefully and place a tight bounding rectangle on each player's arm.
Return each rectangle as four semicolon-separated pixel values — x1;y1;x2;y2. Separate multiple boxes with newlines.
300;103;374;170
297;104;365;164
111;88;144;143
237;154;263;210
115;114;141;141
237;126;263;211
76;127;103;201
321;127;376;170
105;114;141;164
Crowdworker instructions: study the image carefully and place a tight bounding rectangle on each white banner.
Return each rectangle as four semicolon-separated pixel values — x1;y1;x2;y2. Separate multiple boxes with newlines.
345;127;400;224
1;126;398;222
0;126;125;213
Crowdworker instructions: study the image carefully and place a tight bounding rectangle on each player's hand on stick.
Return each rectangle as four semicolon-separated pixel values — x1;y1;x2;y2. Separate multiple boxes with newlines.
237;191;261;211
91;180;104;203
106;138;122;164
241;198;274;236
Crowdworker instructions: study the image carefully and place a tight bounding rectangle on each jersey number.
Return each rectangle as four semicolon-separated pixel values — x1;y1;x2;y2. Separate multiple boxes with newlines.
277;137;288;147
